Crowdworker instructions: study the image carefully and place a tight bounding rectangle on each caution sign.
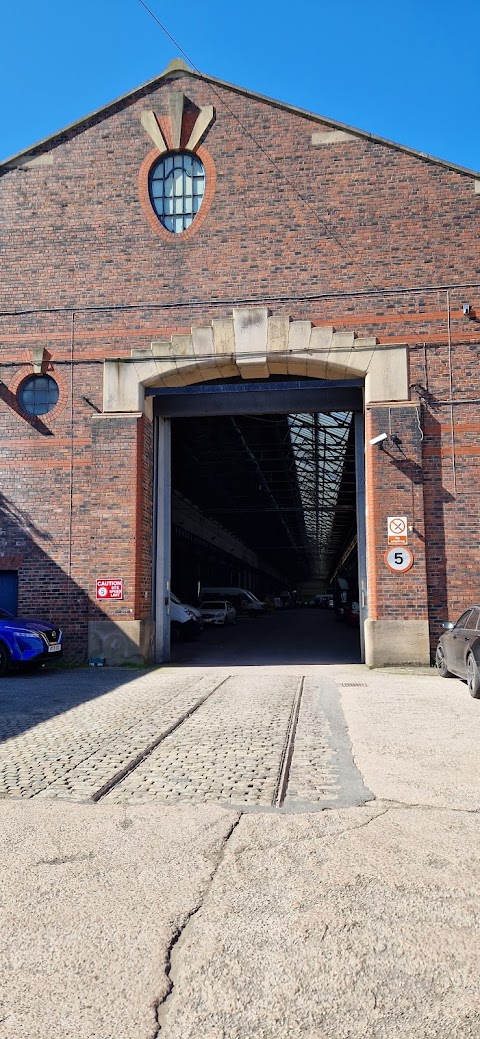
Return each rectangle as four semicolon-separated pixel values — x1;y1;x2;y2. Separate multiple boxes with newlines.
387;516;408;545
96;578;123;600
385;547;414;573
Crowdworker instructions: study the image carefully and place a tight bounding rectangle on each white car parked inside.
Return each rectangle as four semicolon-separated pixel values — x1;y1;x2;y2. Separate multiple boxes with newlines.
199;600;237;626
200;587;265;616
171;593;204;630
169;594;202;641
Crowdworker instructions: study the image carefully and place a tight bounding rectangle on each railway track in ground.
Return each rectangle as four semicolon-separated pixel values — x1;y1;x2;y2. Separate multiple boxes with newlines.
1;667;368;808
91;674;233;802
92;672;319;808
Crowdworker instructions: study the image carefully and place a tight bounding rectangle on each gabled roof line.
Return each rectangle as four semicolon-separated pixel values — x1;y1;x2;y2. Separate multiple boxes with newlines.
1;58;479;178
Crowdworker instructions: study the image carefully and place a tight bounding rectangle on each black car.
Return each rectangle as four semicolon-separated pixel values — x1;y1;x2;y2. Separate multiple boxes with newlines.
436;606;480;698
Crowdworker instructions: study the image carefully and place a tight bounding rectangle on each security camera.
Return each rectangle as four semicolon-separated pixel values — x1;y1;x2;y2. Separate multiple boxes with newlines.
463;303;471;316
369;432;388;446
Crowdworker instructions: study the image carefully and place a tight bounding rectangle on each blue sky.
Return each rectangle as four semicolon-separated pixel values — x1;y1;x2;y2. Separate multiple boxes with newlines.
1;0;479;170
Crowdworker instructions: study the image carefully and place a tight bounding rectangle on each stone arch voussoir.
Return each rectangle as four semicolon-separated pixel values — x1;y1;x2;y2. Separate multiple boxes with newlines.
103;307;409;412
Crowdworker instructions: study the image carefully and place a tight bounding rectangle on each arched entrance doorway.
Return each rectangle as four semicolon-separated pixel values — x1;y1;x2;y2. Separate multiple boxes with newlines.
98;307;429;668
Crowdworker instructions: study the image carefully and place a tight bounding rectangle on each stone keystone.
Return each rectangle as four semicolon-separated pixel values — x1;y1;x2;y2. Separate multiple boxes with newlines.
233;308;270;363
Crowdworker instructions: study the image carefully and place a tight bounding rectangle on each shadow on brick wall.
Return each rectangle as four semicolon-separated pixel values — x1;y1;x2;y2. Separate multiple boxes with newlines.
0;490;88;662
0;383;54;436
376;411;452;659
421;412;455;654
0;491;156;742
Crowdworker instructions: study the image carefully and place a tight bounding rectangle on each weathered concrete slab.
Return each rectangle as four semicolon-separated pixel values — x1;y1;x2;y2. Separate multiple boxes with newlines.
2;662;480;1039
339;667;480;809
0;800;236;1039
158;805;480;1038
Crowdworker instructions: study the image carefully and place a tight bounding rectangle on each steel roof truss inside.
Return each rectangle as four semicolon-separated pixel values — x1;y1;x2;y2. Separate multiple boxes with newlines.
287;412;354;579
172;408;356;584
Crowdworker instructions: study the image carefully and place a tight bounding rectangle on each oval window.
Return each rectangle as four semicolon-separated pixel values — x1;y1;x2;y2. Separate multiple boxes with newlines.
18;375;59;416
149;152;206;234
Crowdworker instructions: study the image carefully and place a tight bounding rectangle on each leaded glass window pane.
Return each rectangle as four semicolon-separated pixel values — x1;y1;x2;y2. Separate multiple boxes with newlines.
150;152;206;233
18;375;59;416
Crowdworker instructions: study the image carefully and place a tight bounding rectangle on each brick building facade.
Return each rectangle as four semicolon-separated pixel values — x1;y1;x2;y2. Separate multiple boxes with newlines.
1;59;479;666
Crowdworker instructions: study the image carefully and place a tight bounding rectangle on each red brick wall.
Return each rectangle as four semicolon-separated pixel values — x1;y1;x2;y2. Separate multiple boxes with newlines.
365;403;428;620
90;413;147;626
1;70;479;657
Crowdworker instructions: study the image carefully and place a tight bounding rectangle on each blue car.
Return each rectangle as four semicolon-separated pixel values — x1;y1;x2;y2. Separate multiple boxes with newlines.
0;609;63;675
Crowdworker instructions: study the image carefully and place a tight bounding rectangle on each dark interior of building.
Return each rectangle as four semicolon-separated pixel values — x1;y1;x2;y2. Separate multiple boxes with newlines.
170;402;360;662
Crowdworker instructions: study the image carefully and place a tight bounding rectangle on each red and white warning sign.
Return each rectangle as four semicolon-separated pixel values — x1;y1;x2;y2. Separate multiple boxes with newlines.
387;516;408;545
96;578;123;601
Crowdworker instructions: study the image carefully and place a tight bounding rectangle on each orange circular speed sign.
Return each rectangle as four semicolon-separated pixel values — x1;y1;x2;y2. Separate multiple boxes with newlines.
384;546;414;573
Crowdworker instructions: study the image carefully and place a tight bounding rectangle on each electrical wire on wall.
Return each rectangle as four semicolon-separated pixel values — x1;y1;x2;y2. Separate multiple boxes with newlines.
415;407;423;443
1;279;479;319
68;312;75;600
446;290;457;497
411;406;425;540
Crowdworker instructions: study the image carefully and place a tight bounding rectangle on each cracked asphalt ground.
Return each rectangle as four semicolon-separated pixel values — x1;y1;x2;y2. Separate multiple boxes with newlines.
1;616;480;1037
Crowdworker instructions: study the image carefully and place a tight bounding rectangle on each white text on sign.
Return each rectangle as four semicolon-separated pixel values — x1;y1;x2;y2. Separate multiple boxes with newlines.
96;579;123;601
387;516;408;545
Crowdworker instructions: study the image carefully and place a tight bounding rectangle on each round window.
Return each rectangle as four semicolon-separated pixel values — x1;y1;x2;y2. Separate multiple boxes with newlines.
149;152;206;233
18;375;59;416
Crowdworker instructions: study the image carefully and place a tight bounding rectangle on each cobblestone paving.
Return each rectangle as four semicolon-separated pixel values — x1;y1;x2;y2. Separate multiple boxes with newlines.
284;677;339;805
0;666;347;807
0;670;228;800
105;672;302;806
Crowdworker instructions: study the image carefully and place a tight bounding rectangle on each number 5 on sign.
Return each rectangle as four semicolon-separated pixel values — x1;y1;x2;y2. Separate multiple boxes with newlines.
385;547;414;573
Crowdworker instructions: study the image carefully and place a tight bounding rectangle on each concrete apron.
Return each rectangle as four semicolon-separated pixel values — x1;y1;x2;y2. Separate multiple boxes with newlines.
3;805;478;1039
2;667;479;1039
